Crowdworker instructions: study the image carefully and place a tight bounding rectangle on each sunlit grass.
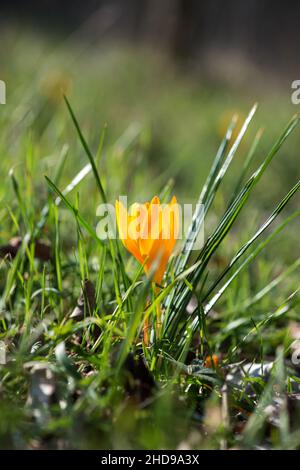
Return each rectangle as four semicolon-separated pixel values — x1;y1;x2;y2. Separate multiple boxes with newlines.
0;31;300;450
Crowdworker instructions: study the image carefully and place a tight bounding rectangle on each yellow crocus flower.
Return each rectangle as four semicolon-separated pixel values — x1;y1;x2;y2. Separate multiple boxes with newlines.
115;196;179;284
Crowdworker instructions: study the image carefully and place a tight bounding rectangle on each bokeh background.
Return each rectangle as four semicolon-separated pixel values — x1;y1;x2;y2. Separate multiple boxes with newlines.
0;0;299;259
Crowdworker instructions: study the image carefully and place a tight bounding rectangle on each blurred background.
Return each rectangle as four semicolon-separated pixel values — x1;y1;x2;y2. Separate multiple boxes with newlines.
2;0;300;76
0;0;299;259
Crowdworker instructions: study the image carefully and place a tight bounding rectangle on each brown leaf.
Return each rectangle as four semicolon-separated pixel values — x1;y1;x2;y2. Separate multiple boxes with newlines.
0;237;51;261
0;237;22;258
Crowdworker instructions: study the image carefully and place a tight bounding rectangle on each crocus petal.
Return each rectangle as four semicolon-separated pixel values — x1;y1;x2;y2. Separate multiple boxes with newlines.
139;196;161;256
162;195;179;255
115;200;144;264
146;237;169;284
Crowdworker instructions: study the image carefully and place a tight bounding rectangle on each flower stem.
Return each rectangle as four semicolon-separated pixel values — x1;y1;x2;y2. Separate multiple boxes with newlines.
154;284;162;339
143;314;150;346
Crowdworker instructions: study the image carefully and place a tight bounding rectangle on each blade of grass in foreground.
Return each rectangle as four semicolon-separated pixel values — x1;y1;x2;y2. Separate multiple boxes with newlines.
203;209;300;315
173;113;238;274
64;95;107;204
177;209;300;352
235;256;300;314
36;124;138;236
45;176;103;244
165;113;300;348
64;96;132;309
196;113;300;280
198;112;299;274
229;288;300;361
242;348;288;448
164;106;257;321
164;110;247;316
203;177;300;303
227;127;264;207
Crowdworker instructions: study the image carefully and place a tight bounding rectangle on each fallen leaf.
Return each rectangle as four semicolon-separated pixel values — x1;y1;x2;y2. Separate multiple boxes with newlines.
0;236;51;261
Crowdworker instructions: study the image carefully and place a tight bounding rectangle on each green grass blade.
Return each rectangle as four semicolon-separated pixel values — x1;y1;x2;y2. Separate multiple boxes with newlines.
64;95;107;203
204;178;300;302
45;175;103;245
